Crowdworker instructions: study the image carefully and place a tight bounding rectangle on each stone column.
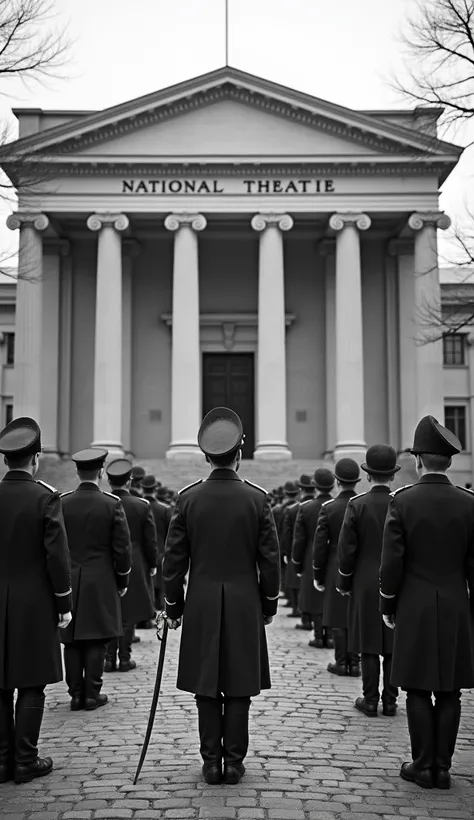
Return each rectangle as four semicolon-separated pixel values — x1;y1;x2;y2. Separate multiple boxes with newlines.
389;239;417;453
122;241;139;455
6;212;49;421
408;212;451;422
87;213;129;455
329;212;371;461
319;239;336;457
251;212;293;461
164;212;206;460
58;248;73;456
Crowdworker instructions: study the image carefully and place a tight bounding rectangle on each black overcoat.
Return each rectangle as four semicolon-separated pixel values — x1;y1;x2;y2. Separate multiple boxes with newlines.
337;486;394;655
313;489;355;628
60;483;132;642
292;492;332;614
114;489;157;624
281;502;301;590
0;472;72;689
380;475;474;691
163;470;280;698
144;494;171;595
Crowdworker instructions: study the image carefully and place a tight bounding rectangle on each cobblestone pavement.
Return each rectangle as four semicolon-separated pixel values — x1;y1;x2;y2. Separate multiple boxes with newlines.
2;609;474;820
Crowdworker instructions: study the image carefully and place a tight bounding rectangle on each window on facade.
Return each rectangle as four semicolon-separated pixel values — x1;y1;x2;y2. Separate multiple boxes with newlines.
4;332;15;365
444;405;467;450
4;403;13;426
443;333;466;366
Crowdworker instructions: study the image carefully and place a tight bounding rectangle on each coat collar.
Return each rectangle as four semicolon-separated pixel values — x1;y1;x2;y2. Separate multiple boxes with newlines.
206;468;242;482
77;482;101;492
316;490;333;500
338;489;357;499
417;473;452;486
369;485;391;494
2;470;35;482
113;488;130;496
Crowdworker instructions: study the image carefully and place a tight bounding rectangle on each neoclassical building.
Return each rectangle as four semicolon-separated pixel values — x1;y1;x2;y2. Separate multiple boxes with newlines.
2;67;462;462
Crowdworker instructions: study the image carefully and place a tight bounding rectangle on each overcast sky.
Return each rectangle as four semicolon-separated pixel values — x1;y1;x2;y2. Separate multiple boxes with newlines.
1;0;472;263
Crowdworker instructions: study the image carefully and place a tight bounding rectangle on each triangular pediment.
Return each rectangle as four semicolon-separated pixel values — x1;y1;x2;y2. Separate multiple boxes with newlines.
4;66;462;166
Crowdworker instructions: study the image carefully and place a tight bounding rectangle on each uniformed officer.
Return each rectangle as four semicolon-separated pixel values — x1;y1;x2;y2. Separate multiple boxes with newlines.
313;458;361;677
272;480;298;606
337;445;400;717
292;468;334;648
281;478;309;619
163;407;280;786
60;449;132;711
130;465;146;497
380;416;474;790
0;418;72;784
104;459;158;672
141;474;171;611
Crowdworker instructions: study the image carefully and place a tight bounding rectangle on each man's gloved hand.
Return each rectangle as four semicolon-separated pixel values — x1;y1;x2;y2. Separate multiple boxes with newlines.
118;587;128;598
166;617;182;630
383;614;396;630
150;567;157;577
314;581;325;592
58;612;72;629
336;587;350;597
263;615;273;626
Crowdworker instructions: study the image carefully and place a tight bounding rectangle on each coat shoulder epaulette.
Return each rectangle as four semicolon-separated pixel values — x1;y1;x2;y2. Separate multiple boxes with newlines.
322;498;335;507
287;501;299;509
350;491;368;503
60;490;74;498
135;496;150;504
103;490;120;501
157;500;170;509
300;498;312;505
244;478;267;494
456;485;474;495
36;479;57;493
390;484;413;497
179;479;203;495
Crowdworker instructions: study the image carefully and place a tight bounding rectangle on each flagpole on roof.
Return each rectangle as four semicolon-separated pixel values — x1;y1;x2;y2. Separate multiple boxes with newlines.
225;0;229;65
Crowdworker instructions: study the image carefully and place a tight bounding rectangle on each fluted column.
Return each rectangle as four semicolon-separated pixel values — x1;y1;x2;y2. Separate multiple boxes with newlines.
87;212;129;455
408;211;451;421
329;212;371;461
165;212;206;460
6;212;49;421
251;213;293;461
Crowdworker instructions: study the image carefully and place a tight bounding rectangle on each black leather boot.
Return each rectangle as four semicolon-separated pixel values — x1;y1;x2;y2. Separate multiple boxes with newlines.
401;690;435;789
104;638;118;673
119;624;136;672
13;688;53;784
196;696;223;784
327;628;348;676
0;689;14;783
64;642;86;710
381;654;398;716
84;641;108;710
356;654;379;715
309;614;324;648
223;697;250;784
434;691;461;789
295;612;312;631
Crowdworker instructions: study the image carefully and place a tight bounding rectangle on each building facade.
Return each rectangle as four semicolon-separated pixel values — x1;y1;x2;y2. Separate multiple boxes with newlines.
2;67;464;465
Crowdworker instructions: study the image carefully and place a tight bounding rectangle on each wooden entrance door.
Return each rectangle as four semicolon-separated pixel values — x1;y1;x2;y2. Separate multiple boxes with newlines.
202;354;255;459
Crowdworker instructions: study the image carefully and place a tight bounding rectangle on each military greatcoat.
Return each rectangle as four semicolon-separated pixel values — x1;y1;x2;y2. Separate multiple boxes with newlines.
163;469;280;698
380;474;474;691
0;472;72;689
143;494;171;598
60;484;132;642
313;489;356;628
337;486;394;655
292;492;332;614
281;502;302;591
114;489;158;624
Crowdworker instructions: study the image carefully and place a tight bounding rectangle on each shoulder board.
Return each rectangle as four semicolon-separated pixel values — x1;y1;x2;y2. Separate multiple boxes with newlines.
36;479;57;493
103;490;120;500
179;479;203;495
157;500;170;509
456;485;474;495
322;498;335;507
288;501;299;509
60;490;74;498
350;492;368;502
390;484;413;497
244;479;267;494
300;498;312;505
135;496;150;504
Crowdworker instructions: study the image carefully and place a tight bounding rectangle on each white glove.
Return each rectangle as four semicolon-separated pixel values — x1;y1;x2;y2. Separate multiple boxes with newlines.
58;612;72;629
383;614;396;630
150;568;157;577
314;581;325;592
336;587;351;597
118;587;128;598
166;617;182;630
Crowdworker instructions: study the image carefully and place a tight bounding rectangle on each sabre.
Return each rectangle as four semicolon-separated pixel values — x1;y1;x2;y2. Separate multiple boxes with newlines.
133;612;169;784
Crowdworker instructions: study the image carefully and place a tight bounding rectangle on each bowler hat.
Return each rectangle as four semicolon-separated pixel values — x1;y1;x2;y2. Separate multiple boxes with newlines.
131;465;146;481
299;474;315;491
106;458;133;483
361;444;400;476
0;416;42;458
141;474;157;491
334;458;361;483
284;480;299;496
72;448;108;470
314;467;335;491
198;407;243;458
411;415;461;457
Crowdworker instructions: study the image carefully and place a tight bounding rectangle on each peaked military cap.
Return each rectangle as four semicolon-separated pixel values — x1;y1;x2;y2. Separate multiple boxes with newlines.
106;458;133;482
362;444;401;475
299;474;315;490
334;458;361;483
198;406;244;457
0;416;42;457
284;480;299;496
141;474;157;490
410;415;462;457
72;448;108;470
131;465;146;481
314;467;335;491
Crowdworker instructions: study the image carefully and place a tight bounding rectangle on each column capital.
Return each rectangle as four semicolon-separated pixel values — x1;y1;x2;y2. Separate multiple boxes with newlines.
251;213;293;232
7;212;49;232
86;212;129;232
329;212;371;232
408;211;451;232
164;212;207;232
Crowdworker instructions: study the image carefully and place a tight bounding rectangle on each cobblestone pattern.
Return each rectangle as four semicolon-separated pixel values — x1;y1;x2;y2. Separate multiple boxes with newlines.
2;611;473;820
